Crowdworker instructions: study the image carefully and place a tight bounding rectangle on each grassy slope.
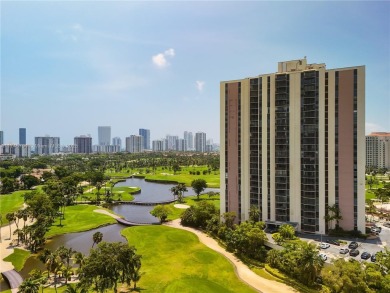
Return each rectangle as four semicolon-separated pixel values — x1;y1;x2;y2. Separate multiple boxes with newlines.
46;205;116;238
3;248;31;271
122;225;255;293
0;190;29;225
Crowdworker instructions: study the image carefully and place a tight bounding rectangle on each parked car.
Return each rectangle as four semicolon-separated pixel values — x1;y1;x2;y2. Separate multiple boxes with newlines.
383;222;390;228
340;248;350;254
361;252;371;260
319;253;327;261
371;227;381;233
349;249;360;257
326;239;341;246
320;243;330;249
371;253;376;262
348;241;358;249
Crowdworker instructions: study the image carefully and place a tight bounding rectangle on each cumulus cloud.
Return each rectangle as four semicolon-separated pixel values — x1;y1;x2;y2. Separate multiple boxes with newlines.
152;48;175;68
196;81;205;92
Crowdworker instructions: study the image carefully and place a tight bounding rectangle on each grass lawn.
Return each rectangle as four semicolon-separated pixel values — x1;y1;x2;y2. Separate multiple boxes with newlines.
0;190;30;225
46;205;117;238
3;248;31;271
105;166;221;188
166;194;220;221
122;225;255;293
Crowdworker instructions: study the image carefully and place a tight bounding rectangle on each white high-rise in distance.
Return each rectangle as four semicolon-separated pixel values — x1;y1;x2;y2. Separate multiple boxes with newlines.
98;126;111;146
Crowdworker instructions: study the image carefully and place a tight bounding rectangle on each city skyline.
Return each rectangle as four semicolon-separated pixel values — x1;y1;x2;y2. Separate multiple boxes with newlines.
1;2;389;145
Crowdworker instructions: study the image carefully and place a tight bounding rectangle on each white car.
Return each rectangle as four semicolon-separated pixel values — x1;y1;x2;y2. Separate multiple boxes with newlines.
319;253;327;261
320;242;330;249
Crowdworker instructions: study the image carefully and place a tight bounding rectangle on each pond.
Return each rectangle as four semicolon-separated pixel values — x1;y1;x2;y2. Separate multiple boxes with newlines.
114;177;219;203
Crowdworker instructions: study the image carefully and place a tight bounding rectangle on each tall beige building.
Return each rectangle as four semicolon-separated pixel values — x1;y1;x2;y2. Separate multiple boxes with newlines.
366;132;390;169
220;58;365;234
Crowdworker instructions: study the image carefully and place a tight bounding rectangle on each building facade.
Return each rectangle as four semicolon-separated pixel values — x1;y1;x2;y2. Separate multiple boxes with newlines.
139;129;151;150
74;135;92;154
112;137;122;149
98;126;111;146
366;132;390;169
19;128;26;145
0;131;3;145
0;144;31;158
220;59;365;234
152;139;166;152
184;131;194;151
195;132;206;152
126;135;144;153
35;136;60;155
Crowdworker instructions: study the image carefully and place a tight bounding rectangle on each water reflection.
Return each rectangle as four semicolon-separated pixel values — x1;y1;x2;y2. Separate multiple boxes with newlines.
19;224;125;279
115;178;219;202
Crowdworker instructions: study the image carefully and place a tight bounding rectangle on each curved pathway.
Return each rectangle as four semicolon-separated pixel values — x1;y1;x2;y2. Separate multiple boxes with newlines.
164;219;298;293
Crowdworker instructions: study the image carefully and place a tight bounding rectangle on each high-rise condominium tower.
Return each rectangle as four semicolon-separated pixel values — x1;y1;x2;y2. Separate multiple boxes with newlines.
98;126;111;146
139;129;151;150
366;132;390;169
74;135;92;154
195;132;206;152
126;135;144;153
220;58;365;234
35;136;60;155
184;131;194;150
112;137;122;148
19;128;26;145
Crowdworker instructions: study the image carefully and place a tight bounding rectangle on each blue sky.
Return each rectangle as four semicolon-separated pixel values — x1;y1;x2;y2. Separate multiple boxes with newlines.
1;1;389;146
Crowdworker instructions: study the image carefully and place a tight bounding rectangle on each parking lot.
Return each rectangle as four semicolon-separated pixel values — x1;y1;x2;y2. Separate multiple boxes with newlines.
266;221;390;263
302;222;390;263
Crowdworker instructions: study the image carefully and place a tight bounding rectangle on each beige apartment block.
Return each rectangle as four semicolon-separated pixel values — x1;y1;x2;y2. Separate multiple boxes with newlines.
366;132;390;169
220;58;365;234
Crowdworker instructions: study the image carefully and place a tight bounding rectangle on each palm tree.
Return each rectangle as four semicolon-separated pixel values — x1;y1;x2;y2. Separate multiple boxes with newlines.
18;277;40;293
170;185;179;201
177;183;188;203
92;231;103;248
6;212;14;240
131;268;143;290
299;242;324;285
73;252;85;273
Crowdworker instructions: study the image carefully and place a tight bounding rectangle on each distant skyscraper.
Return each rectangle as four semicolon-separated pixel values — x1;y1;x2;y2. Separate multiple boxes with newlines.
195;132;206;152
74;135;92;154
0;131;3;145
165;135;178;151
35;136;60;155
98;126;111;146
19;128;26;145
184;131;193;151
139;129;151;150
126;135;144;153
366;132;390;169
152;139;166;152
176;138;186;151
112;137;122;149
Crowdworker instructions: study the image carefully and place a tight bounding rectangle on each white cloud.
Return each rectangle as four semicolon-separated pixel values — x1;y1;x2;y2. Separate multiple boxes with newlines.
164;48;175;57
196;80;205;92
152;48;175;68
366;122;387;135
